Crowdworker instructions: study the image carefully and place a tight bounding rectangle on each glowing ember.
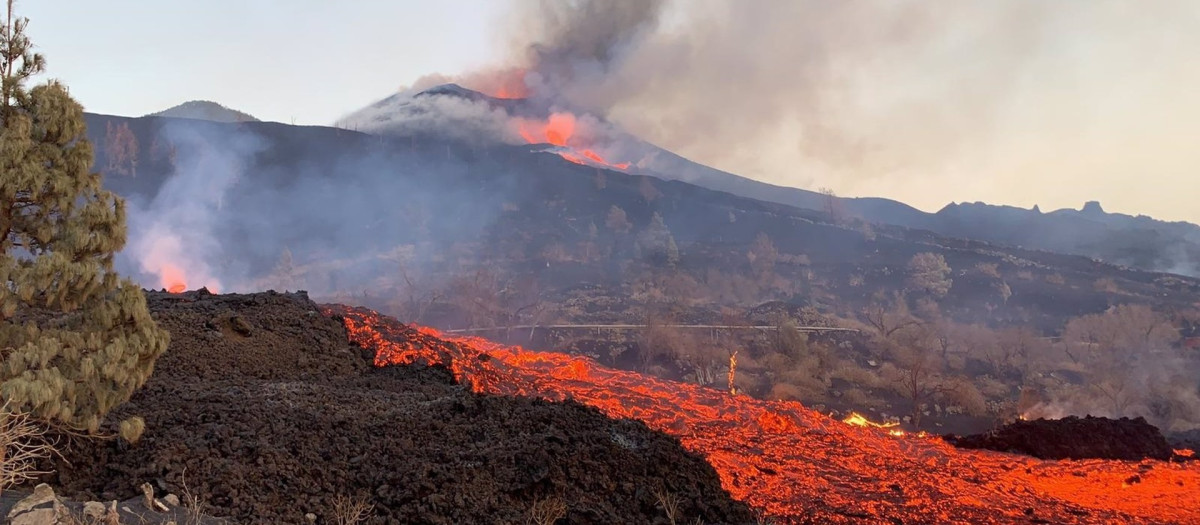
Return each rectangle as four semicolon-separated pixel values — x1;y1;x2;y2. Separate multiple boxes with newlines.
161;264;187;293
328;305;1200;524
1176;448;1196;458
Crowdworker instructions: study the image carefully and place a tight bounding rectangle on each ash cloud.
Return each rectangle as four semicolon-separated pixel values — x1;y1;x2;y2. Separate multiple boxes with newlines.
486;0;1200;223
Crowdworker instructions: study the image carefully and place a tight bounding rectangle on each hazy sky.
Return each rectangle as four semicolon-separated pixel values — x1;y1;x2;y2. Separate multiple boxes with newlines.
24;1;507;124
22;1;1200;224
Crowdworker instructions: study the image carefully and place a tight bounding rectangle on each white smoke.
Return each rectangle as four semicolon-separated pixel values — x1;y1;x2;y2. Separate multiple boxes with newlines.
338;90;519;144
123;121;264;293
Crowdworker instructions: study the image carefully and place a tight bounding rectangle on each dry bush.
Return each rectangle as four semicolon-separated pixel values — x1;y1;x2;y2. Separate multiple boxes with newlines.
973;375;1013;400
768;382;805;401
1016;270;1034;281
778;357;830;398
652;488;682;525
176;468;217;525
733;370;765;395
1093;277;1121;294
945;379;990;416
0;401;55;497
118;416;145;444
840;388;876;408
974;262;1001;278
757;351;793;373
527;495;568;525
830;360;881;389
1045;273;1066;285
332;493;375;525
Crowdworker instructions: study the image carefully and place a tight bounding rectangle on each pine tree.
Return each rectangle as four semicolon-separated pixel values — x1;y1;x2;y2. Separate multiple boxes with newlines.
636;213;679;268
0;3;169;432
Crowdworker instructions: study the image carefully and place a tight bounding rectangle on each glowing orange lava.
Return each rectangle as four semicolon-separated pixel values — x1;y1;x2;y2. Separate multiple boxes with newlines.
842;411;907;437
328;306;1200;524
516;112;631;170
161;264;187;293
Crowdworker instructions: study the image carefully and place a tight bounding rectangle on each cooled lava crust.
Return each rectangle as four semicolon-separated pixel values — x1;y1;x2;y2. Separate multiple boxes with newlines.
946;415;1175;460
48;290;754;524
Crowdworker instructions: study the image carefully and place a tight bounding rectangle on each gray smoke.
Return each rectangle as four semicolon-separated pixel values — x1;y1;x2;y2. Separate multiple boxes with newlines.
117;115;515;299
505;0;665;113
122;121;265;292
484;0;1200;222
338;89;517;143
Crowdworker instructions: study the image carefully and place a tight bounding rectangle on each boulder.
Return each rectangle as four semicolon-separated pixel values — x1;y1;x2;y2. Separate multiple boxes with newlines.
6;484;60;525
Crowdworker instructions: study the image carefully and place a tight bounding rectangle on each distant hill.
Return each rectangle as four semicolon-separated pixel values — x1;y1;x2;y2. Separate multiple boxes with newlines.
147;100;259;123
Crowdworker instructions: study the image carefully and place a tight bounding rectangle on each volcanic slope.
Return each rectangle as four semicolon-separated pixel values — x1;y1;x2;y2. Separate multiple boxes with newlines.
344;84;1200;276
49;290;755;525
331;305;1200;525
82;111;1200;333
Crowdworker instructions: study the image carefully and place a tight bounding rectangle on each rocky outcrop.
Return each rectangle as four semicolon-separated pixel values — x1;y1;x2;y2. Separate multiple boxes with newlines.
2;483;216;525
945;415;1174;460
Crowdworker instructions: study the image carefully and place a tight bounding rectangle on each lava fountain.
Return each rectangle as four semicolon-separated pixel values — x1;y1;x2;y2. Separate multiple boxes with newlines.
327;305;1200;524
515;112;631;170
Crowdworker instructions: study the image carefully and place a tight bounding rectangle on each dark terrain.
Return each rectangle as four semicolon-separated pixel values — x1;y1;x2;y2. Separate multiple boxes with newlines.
47;290;754;525
946;416;1178;461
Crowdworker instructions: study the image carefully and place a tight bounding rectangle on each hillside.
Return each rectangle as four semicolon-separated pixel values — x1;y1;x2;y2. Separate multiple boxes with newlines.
342;84;1200;277
147;100;259;123
81;110;1200;436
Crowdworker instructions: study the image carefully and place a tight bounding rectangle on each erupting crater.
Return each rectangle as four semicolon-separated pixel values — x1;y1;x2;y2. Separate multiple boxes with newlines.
517;111;631;170
327;305;1200;524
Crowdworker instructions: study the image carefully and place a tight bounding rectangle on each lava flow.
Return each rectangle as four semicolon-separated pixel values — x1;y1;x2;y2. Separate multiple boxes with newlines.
516;112;631;170
328;305;1200;524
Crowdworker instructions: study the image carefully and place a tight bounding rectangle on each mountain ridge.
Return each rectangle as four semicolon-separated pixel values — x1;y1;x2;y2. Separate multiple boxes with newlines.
359;84;1200;276
147;100;259;123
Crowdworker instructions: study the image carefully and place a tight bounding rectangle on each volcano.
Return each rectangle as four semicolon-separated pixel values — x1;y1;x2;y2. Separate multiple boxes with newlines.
339;83;1200;277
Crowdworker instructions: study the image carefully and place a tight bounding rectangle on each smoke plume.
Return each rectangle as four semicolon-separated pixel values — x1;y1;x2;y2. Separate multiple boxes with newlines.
468;0;1200;223
122;121;265;293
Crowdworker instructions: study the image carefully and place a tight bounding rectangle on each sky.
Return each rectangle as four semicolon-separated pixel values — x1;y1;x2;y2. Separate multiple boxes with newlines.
21;1;1200;224
23;1;508;124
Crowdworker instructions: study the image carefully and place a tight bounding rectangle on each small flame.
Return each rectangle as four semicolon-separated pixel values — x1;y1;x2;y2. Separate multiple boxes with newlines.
728;350;738;395
843;412;906;437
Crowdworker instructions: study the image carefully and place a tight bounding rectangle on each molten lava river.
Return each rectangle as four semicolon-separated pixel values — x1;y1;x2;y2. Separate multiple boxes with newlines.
327;306;1200;524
